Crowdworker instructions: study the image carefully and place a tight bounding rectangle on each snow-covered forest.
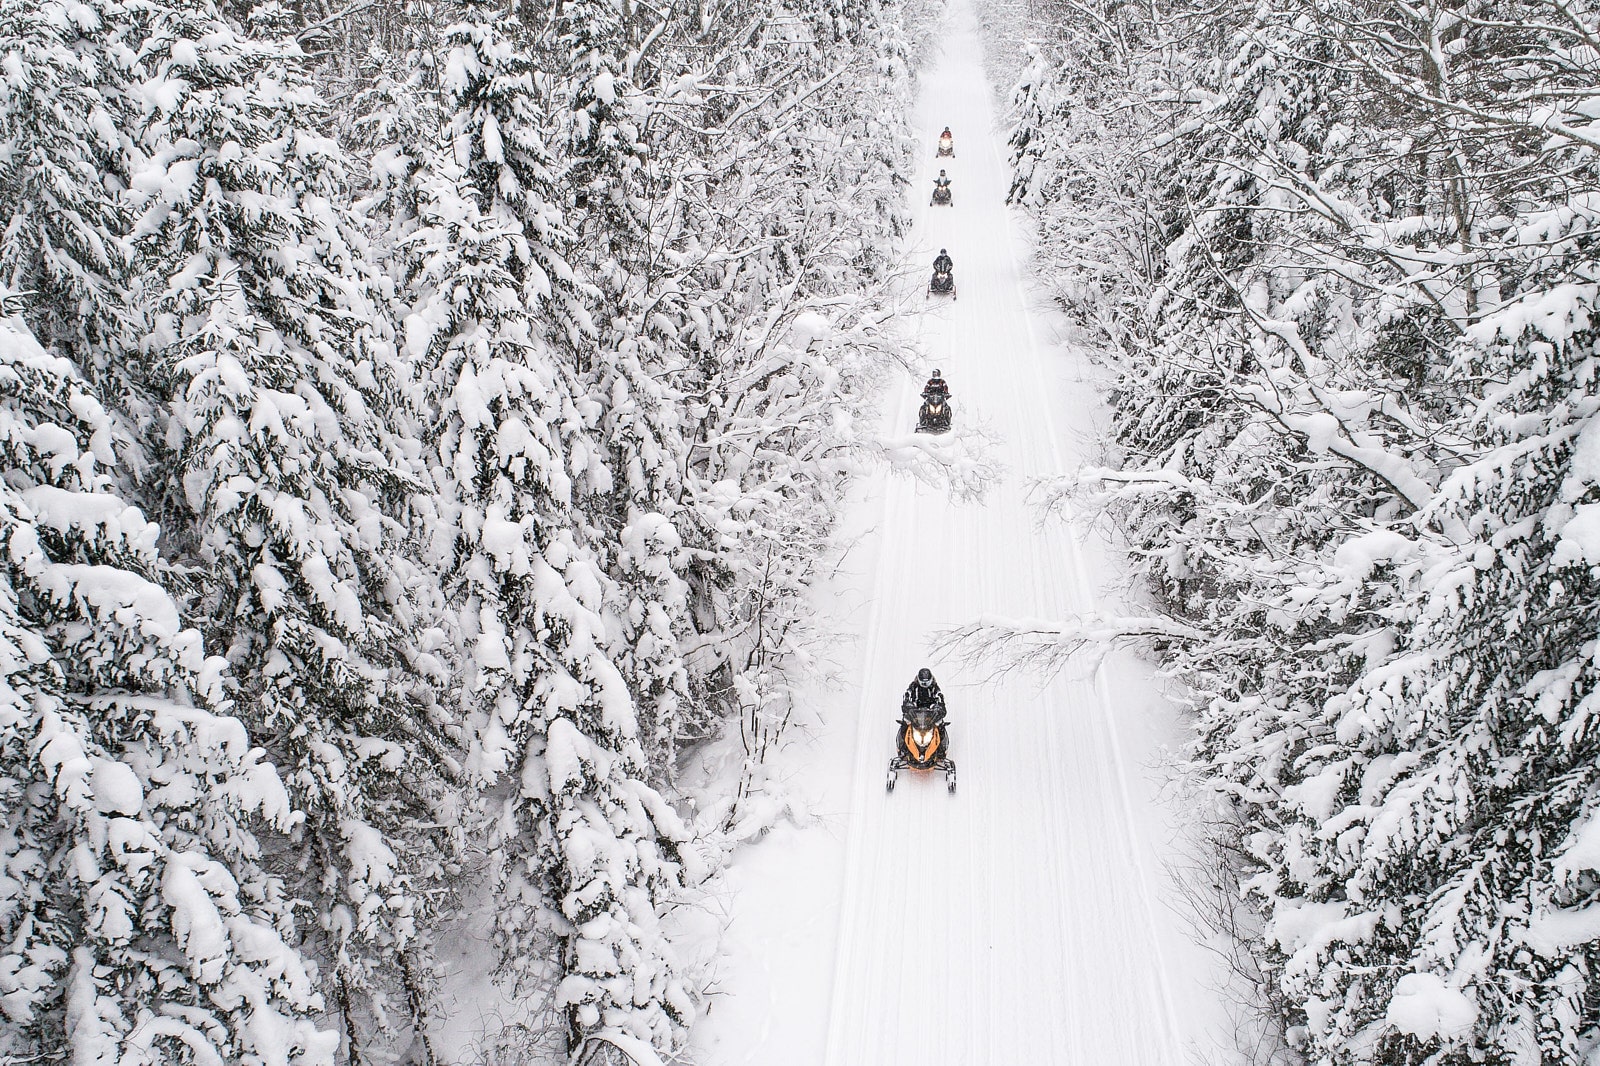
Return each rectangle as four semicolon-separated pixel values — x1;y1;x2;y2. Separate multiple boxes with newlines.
980;0;1600;1060
0;0;937;1060
12;0;1600;1055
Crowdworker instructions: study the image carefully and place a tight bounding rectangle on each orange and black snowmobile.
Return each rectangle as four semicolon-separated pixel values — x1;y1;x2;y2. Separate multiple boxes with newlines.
887;697;956;793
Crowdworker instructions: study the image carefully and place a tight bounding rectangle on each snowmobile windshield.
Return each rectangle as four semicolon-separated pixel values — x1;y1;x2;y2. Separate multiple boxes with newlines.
905;702;944;728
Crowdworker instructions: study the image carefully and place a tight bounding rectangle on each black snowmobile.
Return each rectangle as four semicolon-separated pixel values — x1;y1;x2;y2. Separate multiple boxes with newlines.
916;388;953;434
887;696;956;793
928;267;955;300
931;179;952;206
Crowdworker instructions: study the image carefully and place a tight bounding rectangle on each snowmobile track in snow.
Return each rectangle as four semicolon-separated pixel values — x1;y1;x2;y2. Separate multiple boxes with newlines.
817;2;1187;1063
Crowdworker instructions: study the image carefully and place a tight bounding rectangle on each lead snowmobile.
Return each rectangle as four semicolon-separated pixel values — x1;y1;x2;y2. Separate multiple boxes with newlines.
937;128;954;157
887;695;956;793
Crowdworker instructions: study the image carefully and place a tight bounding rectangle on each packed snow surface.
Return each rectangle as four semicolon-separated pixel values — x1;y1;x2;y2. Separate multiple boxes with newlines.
690;1;1228;1063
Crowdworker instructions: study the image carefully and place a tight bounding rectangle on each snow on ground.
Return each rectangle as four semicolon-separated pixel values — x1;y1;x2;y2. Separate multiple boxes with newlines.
687;1;1236;1063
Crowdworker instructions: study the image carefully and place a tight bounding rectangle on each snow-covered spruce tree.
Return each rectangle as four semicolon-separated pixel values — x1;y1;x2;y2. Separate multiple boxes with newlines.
343;13;445;285
550;0;699;779
407;3;697;1052
1178;2;1600;1060
126;3;456;1057
0;306;335;1064
0;0;147;401
558;0;648;253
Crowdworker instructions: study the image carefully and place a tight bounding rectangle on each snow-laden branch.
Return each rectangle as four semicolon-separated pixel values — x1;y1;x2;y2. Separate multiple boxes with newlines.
933;611;1209;682
864;423;1006;502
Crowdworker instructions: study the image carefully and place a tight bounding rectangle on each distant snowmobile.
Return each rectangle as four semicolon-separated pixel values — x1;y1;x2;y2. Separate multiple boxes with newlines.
937;128;954;157
917;386;953;433
929;250;955;299
887;694;956;793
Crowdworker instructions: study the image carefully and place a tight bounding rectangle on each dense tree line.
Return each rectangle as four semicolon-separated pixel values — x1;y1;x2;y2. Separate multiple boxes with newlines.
979;0;1600;1061
0;0;933;1060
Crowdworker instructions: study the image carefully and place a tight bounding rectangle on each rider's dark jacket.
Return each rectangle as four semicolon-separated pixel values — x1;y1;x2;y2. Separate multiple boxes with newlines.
933;254;953;274
903;678;946;711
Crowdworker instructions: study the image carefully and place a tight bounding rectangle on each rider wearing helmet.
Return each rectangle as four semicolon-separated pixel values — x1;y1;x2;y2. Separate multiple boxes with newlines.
903;667;946;713
933;248;953;275
934;169;951;189
923;368;949;400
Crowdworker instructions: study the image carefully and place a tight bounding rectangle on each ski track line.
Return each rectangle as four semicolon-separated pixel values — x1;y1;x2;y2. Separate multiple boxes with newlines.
980;43;1188;1059
1002;297;1083;1063
994;171;1104;1063
818;368;911;1066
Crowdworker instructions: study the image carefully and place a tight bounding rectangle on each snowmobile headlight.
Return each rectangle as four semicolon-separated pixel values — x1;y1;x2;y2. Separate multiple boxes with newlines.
913;727;935;749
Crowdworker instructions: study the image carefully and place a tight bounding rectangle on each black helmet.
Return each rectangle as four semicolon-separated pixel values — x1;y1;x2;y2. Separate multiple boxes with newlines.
917;668;934;686
939;248;947;255
939;169;946;175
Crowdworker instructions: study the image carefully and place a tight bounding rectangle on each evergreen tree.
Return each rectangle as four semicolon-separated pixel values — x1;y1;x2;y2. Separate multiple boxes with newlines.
408;3;697;1050
0;0;155;442
0;303;335;1065
0;0;138;370
127;1;454;1056
552;0;699;776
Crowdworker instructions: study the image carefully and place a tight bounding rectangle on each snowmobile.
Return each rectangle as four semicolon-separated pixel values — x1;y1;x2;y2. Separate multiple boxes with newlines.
928;267;956;300
937;132;954;157
916;388;953;434
931;181;952;207
887;696;956;793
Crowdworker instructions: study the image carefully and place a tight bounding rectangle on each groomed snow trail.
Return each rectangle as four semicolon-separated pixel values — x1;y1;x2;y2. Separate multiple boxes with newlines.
688;1;1219;1062
818;3;1187;1063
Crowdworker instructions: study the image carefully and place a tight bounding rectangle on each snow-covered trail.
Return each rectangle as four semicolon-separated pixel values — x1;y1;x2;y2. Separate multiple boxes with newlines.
689;2;1222;1063
815;3;1183;1063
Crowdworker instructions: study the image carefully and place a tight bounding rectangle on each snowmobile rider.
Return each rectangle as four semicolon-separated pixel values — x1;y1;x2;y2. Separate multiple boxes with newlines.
903;668;947;715
933;249;953;276
934;169;951;191
923;369;950;401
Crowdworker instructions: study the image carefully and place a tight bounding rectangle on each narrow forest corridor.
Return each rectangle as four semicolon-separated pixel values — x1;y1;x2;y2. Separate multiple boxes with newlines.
692;1;1222;1062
